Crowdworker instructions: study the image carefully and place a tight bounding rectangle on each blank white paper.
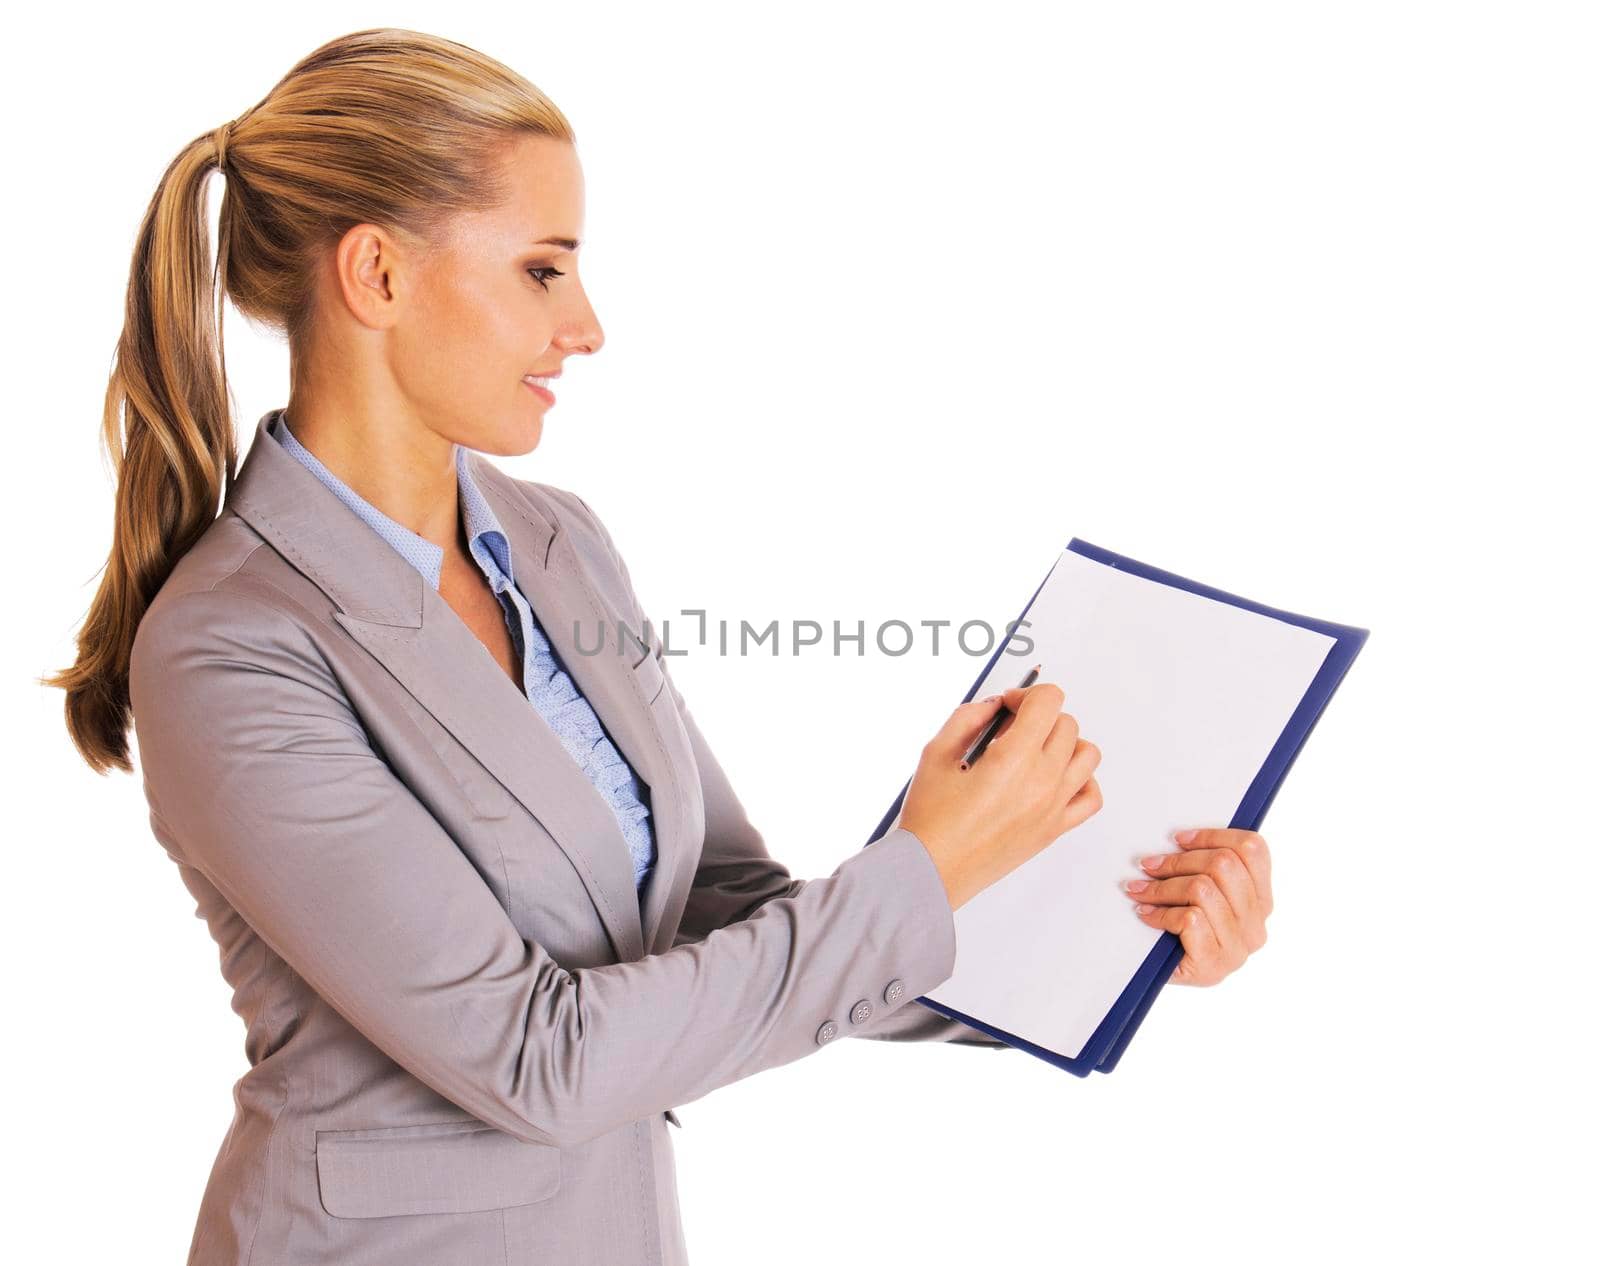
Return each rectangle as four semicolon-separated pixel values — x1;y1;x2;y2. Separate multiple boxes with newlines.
923;548;1336;1059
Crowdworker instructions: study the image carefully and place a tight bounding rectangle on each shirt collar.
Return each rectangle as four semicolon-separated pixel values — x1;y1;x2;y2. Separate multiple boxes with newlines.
268;409;513;592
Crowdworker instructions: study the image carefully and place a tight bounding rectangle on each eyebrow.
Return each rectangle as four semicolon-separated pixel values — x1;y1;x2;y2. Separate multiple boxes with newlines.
533;236;581;251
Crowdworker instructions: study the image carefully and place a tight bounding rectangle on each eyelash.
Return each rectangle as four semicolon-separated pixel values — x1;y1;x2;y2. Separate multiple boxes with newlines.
526;265;566;291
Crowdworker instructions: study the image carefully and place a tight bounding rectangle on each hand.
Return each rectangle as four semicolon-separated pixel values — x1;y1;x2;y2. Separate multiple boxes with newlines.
1123;828;1273;987
900;682;1102;911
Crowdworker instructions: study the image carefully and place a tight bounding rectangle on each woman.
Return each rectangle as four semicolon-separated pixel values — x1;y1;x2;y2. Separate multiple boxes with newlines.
49;27;1273;1266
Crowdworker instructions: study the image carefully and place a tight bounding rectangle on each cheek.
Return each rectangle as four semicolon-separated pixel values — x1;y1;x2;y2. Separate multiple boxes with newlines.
394;279;530;406
391;283;551;454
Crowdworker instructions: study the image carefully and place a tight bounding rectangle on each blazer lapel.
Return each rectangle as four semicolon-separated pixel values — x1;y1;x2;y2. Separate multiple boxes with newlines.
469;462;691;958
225;411;686;965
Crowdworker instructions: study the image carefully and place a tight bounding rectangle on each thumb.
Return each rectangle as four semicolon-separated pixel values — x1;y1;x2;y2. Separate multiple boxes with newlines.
926;694;1009;760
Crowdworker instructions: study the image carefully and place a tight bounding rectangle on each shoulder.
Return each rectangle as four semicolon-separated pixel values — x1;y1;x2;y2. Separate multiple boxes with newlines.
130;564;325;699
130;514;335;720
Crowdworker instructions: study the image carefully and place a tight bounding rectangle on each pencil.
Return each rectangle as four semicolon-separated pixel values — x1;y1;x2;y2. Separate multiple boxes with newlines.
959;663;1041;770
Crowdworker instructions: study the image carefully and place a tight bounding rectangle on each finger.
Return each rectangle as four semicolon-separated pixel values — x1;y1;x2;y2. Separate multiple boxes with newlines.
926;694;1011;761
1061;774;1102;831
1132;902;1226;985
986;679;1066;754
985;703;1022;748
1173;828;1272;913
997;678;1067;750
990;683;1035;716
1040;708;1082;761
1131;874;1247;970
1134;847;1258;929
1052;735;1100;808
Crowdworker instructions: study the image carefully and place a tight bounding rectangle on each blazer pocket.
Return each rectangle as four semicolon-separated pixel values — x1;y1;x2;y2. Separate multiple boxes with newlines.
631;645;666;706
315;1120;561;1219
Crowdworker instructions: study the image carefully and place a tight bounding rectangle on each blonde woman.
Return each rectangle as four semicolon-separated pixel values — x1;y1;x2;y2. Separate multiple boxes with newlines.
49;27;1272;1266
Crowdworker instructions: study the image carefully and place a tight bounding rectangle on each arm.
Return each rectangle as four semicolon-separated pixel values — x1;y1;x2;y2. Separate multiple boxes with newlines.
128;586;964;1151
571;494;1010;1051
666;696;1005;1049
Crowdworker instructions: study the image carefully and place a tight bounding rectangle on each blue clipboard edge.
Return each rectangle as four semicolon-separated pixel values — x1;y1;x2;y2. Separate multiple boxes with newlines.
861;537;1370;1078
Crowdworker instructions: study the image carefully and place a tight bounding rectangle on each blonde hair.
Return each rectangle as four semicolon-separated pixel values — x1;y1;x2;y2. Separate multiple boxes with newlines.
45;27;576;774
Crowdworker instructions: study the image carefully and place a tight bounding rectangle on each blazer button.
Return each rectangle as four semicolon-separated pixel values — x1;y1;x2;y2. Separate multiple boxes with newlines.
883;979;906;1005
849;999;873;1025
815;1020;839;1045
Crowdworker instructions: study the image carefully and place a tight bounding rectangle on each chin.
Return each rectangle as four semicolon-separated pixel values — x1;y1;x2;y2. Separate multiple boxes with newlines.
466;413;543;459
505;415;544;458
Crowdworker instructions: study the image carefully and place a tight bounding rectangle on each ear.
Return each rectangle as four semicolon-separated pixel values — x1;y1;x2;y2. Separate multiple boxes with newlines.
332;223;409;330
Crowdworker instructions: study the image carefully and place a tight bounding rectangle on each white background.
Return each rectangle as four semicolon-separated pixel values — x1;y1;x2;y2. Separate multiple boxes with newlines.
9;3;1594;1262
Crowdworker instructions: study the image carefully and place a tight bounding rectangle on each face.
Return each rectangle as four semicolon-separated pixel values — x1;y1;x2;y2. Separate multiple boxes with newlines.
385;134;603;456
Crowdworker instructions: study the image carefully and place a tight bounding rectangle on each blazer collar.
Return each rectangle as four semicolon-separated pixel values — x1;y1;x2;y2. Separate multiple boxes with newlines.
228;409;559;628
225;409;684;963
269;408;515;593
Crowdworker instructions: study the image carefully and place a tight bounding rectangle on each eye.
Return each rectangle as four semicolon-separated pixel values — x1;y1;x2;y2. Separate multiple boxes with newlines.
526;265;566;291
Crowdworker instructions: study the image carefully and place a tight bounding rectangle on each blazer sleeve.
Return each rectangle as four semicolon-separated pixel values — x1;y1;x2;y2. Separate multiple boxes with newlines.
128;584;966;1153
569;495;1011;1051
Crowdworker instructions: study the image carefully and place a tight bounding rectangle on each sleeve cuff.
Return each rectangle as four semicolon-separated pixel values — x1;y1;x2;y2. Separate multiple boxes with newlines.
835;825;958;1006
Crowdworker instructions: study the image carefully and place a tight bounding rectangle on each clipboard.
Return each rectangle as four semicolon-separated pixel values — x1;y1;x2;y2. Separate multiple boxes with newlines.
861;538;1369;1076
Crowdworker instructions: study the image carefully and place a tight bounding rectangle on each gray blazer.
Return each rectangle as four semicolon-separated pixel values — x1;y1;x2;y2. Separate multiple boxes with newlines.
128;411;1004;1266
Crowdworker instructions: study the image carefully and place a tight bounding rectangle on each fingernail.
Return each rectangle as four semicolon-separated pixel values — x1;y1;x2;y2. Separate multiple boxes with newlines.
1175;828;1197;844
1135;903;1154;916
1123;879;1149;894
1140;855;1164;871
981;694;1000;703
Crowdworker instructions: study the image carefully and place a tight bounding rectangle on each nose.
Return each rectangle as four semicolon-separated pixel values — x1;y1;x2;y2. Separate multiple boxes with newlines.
555;287;605;358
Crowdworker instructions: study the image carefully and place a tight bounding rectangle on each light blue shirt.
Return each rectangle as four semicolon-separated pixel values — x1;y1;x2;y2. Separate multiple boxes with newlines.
269;410;656;894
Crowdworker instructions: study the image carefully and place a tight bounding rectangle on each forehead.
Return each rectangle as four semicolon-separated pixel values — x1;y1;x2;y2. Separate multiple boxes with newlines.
494;134;585;239
445;134;585;252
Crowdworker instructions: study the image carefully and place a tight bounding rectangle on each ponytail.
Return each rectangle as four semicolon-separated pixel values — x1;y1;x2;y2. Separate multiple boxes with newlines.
45;26;576;774
44;125;235;774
